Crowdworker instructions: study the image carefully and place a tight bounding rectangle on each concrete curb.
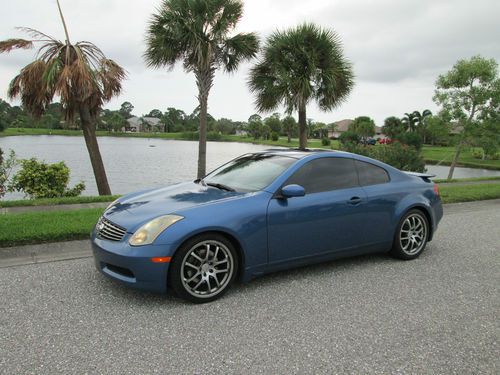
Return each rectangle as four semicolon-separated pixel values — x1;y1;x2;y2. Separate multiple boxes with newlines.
1;199;499;268
0;240;92;268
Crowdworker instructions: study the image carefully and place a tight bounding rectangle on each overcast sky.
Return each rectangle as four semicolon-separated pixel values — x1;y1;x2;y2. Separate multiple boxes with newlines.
1;0;499;125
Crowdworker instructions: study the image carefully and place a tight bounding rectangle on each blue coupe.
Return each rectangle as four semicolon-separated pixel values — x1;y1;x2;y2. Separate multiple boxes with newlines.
92;149;443;303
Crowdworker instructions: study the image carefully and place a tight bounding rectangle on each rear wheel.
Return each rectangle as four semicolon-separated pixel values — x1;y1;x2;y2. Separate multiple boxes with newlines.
169;233;237;303
390;209;429;260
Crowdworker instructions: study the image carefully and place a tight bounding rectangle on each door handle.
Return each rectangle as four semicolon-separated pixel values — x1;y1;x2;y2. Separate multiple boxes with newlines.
348;196;362;205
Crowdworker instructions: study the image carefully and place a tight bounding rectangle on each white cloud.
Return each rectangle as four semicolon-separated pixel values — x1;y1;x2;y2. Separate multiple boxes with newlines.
1;0;499;125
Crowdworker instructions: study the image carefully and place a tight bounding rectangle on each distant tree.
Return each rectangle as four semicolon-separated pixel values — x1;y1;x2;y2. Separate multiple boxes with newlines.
383;116;406;139
247;114;263;139
0;99;12;131
349;116;375;144
426;115;451;145
411;109;432;143
0;0;125;195
147;109;163;118
145;0;259;178
119;101;134;119
264;113;282;135
282;115;297;143
161;107;186;132
249;23;354;150
108;112;127;132
401;112;417;132
433;55;500;179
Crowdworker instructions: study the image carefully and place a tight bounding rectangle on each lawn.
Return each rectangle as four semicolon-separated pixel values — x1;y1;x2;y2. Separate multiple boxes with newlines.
0;208;103;247
438;183;500;203
0;195;119;208
422;145;500;170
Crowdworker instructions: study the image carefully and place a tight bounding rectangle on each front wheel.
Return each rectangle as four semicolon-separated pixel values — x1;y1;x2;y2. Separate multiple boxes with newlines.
390;209;429;260
169;233;238;303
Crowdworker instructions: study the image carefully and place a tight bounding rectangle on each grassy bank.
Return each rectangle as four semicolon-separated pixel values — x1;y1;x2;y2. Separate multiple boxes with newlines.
0;208;103;247
1;183;499;247
439;183;500;203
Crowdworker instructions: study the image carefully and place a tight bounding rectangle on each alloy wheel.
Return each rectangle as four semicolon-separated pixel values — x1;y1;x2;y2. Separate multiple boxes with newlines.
399;213;427;255
180;240;234;299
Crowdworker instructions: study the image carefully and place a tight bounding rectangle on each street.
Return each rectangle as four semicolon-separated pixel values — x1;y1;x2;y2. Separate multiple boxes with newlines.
1;200;499;374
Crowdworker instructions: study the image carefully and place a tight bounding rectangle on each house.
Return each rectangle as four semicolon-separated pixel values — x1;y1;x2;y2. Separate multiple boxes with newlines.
126;116;162;132
327;119;353;138
327;119;386;140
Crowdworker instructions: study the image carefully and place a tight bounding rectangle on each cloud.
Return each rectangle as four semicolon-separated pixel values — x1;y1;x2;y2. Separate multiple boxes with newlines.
0;0;498;125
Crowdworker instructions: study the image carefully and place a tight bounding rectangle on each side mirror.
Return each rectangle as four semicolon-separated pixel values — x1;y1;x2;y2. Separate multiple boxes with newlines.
281;184;305;198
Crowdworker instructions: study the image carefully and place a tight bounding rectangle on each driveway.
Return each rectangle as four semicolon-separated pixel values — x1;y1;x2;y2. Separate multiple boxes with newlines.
1;200;499;374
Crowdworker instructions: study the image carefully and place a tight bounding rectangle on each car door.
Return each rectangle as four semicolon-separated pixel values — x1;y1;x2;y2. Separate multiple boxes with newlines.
354;159;395;245
267;156;367;264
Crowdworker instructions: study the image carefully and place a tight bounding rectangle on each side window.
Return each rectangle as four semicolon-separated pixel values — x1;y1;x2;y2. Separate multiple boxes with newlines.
285;157;358;194
355;160;390;186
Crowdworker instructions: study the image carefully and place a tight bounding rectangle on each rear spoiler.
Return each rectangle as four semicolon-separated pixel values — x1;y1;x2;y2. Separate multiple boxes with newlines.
404;171;436;182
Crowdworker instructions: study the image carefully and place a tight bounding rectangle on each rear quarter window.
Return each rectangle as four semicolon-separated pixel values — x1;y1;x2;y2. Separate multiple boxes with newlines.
355;160;390;186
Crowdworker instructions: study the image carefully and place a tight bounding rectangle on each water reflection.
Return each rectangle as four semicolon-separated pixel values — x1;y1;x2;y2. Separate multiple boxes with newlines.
0;136;276;199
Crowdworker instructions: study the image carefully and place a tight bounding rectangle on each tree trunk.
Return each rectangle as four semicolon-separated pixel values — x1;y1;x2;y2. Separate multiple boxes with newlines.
447;140;463;180
298;105;307;150
79;106;111;195
195;70;214;179
287;131;291;143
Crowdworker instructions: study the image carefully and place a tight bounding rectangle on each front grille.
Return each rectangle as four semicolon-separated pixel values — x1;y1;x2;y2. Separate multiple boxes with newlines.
96;217;126;242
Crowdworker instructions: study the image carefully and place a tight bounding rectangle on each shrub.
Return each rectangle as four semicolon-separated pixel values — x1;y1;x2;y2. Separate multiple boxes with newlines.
340;142;425;172
369;142;426;172
339;131;360;145
395;132;422;150
321;137;331;146
270;132;279;141
9;158;85;199
0;148;17;198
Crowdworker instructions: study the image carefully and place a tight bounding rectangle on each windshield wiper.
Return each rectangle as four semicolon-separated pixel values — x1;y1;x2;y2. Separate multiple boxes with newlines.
205;182;235;192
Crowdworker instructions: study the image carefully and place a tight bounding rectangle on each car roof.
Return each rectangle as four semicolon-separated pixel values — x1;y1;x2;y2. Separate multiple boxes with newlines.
256;148;339;159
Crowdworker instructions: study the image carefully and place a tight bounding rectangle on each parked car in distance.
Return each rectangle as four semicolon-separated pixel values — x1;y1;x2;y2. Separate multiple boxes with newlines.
379;138;394;145
92;149;443;303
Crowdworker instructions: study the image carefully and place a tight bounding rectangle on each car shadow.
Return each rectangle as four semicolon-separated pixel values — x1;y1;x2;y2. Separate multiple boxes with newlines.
85;245;436;306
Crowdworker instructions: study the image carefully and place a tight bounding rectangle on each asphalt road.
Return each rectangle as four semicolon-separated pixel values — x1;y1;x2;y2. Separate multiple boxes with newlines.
1;201;499;374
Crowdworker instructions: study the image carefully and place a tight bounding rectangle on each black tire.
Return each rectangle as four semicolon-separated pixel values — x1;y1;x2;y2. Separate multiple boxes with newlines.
169;233;238;303
390;209;429;260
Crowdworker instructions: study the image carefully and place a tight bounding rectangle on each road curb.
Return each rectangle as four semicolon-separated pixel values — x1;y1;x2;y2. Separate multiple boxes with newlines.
1;199;499;268
0;240;92;268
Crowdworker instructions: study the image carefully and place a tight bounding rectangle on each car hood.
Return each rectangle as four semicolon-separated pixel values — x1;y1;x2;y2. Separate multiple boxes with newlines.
104;181;245;232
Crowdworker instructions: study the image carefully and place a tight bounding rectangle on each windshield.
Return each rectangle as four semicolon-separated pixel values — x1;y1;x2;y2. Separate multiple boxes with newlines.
203;154;297;192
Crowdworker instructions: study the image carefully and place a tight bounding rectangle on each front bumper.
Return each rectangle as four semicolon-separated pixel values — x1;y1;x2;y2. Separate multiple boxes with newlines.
91;232;176;294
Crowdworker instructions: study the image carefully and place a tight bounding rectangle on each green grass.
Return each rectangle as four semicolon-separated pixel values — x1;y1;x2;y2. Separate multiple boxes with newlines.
422;145;500;170
439;183;500;203
434;176;500;183
0;208;104;247
0;195;119;208
1;183;499;247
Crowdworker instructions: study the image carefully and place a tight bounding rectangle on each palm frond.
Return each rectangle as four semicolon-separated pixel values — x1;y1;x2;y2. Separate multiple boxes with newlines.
220;32;259;73
0;39;33;53
16;27;58;42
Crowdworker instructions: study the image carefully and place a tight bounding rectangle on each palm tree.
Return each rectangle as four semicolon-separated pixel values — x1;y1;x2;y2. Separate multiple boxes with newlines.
249;23;354;150
144;0;259;178
402;112;417;132
412;109;432;143
0;0;125;195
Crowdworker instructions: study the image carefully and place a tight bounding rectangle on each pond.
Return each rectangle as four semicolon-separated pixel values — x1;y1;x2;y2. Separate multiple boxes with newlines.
1;135;499;200
0;136;276;199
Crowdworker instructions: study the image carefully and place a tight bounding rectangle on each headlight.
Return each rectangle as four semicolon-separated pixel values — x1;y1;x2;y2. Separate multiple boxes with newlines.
129;215;184;246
